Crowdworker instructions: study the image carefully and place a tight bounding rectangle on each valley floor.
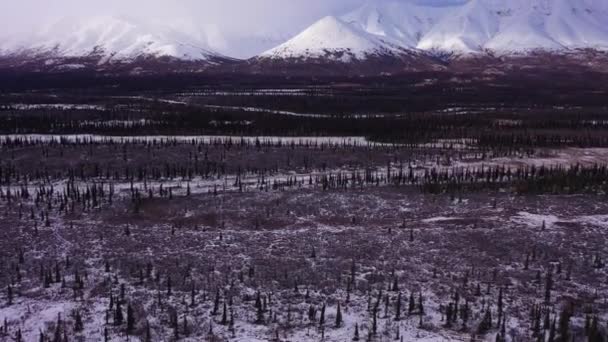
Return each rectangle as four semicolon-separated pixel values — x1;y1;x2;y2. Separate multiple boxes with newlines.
0;137;607;341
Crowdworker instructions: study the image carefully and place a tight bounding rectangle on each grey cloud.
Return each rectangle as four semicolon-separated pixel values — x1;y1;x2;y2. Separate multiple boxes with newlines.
0;0;469;35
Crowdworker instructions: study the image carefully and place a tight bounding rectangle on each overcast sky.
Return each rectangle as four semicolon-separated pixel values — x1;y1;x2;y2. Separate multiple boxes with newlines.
0;0;466;36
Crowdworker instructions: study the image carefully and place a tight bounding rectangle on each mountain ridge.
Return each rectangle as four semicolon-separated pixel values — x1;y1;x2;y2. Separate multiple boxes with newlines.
0;15;227;63
263;0;608;61
1;0;608;71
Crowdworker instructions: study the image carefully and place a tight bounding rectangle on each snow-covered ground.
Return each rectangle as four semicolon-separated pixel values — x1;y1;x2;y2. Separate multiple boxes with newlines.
0;133;606;341
6;104;106;111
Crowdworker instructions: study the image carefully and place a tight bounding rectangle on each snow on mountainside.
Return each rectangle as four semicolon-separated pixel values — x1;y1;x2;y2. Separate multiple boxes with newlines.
2;0;608;66
264;0;608;61
1;16;224;62
485;0;608;52
417;0;501;53
341;1;450;49
260;16;407;61
421;0;608;53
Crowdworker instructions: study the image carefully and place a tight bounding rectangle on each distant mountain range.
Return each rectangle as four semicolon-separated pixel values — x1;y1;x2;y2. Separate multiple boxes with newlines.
2;0;608;73
263;0;608;60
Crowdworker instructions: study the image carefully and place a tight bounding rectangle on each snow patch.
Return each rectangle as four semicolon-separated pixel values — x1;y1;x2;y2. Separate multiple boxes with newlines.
512;211;560;228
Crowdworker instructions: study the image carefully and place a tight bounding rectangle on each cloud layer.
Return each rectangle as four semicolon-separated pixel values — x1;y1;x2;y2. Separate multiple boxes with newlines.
0;0;469;35
1;0;357;35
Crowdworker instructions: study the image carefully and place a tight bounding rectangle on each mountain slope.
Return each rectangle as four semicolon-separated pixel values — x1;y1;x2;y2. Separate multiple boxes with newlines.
342;1;450;49
420;0;608;53
1;16;225;63
263;0;608;61
259;16;406;62
417;0;500;53
485;0;608;52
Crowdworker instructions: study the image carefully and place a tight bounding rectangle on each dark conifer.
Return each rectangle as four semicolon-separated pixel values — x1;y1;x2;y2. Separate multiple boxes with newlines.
6;285;13;306
545;271;553;303
183;315;189;336
126;304;135;334
408;292;415;315
221;301;228;325
74;311;83;332
319;303;326;328
335;302;342;328
353;323;360;341
114;301;123;326
212;289;220;315
395;292;402;321
557;306;571;342
372;309;377;335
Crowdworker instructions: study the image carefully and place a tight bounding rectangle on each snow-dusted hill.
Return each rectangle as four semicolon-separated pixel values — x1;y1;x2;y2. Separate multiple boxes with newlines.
0;16;225;63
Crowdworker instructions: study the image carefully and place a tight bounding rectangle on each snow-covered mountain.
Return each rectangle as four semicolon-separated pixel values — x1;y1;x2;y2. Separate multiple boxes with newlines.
341;1;450;49
260;16;408;61
0;15;225;63
262;0;608;61
420;0;608;53
2;0;608;67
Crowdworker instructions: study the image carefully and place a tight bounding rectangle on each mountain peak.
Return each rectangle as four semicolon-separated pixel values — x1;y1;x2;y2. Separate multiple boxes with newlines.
260;15;401;61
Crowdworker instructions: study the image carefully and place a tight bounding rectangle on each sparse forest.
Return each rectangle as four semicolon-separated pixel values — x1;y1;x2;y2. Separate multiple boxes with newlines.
1;71;608;341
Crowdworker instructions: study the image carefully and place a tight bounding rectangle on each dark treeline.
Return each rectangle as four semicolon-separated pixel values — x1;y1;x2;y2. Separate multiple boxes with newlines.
0;137;605;197
2;104;608;148
2;68;608;112
420;163;608;195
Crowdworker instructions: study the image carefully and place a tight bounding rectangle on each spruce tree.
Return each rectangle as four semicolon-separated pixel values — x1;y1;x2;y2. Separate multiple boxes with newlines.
114;301;123;326
212;289;220;315
229;309;235;334
445;303;453;328
126;304;135;334
256;303;265;325
395;292;402;321
74;311;83;332
221;301;228;325
548;319;556;342
408;292;415;315
145;321;151;342
372;309;378;335
557;306;571;342
183;315;189;336
190;283;196;307
335;302;342;328
353;323;360;341
545;271;553;303
319;303;326;328
7;285;13;306
497;288;503;328
462;300;470;329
